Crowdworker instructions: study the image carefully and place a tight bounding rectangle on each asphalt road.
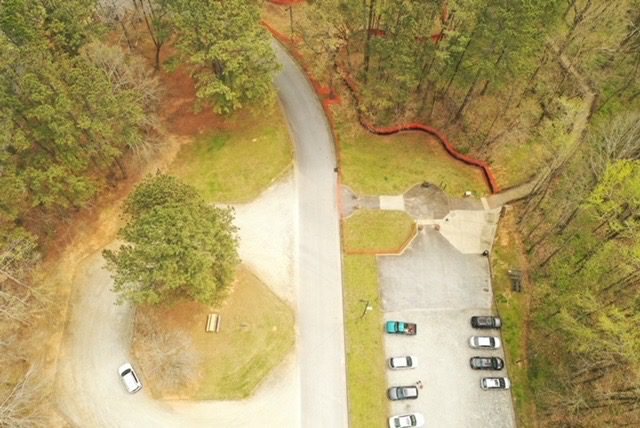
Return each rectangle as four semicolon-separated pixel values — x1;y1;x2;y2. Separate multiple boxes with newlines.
54;42;348;427
273;42;349;428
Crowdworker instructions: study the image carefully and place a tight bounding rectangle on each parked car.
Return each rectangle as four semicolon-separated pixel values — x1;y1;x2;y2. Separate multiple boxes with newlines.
470;356;504;370
471;315;502;329
388;355;418;369
481;377;511;390
387;385;419;401
118;363;142;393
388;412;425;428
385;321;417;335
469;336;502;349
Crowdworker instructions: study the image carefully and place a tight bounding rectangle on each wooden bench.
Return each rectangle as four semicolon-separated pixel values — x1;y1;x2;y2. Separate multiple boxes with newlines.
205;313;221;333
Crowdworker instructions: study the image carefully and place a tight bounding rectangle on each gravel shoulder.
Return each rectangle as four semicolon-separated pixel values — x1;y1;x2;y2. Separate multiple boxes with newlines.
231;172;297;305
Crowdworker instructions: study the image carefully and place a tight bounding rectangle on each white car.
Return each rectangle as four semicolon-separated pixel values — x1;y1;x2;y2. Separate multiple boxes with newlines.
469;336;501;349
481;377;511;390
118;363;142;393
388;412;425;428
388;355;418;369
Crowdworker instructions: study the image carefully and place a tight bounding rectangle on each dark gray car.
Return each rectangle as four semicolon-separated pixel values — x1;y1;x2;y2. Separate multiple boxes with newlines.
470;316;502;329
387;385;419;400
470;356;504;370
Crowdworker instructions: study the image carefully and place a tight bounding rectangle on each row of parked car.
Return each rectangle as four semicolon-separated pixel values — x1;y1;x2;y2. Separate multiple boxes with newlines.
383;315;511;427
385;321;424;428
468;315;511;390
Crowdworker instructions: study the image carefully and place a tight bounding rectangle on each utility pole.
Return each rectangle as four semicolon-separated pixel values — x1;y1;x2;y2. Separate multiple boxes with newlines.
287;6;294;39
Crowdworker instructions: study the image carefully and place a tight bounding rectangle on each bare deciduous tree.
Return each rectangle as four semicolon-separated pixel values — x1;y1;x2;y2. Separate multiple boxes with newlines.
80;40;163;158
590;111;640;178
0;366;49;428
0;233;39;285
134;312;201;393
98;0;142;51
133;0;173;70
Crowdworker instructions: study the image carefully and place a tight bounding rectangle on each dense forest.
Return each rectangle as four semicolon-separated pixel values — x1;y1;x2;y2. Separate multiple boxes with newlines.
1;1;161;423
295;0;640;426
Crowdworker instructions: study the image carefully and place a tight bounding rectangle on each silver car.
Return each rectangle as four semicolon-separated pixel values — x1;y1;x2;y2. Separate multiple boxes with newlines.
388;413;425;428
387;385;419;400
481;377;511;390
388;355;418;369
469;336;502;349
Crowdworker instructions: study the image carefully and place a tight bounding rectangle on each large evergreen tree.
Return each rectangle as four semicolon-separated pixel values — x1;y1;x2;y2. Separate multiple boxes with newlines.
170;0;279;114
103;174;239;305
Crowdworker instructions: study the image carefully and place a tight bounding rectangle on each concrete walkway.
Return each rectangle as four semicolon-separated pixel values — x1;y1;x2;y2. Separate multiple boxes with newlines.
485;180;537;209
343;183;502;255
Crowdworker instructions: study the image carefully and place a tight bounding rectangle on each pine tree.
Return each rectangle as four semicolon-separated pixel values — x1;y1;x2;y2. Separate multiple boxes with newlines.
170;0;279;114
103;174;239;305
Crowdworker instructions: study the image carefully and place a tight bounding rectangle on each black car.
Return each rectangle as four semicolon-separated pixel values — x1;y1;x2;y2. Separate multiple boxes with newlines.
470;315;502;329
470;356;504;370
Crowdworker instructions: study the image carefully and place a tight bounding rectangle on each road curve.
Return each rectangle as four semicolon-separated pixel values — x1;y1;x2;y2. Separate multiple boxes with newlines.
273;42;349;428
54;43;348;427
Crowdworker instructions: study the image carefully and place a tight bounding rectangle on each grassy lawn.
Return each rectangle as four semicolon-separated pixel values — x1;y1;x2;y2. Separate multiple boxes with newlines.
133;266;295;400
491;214;536;427
170;101;293;203
343;255;389;428
343;210;415;253
490;140;550;189
337;112;489;197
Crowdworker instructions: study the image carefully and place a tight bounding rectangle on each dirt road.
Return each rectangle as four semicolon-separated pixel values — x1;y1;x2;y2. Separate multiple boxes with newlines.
55;248;300;427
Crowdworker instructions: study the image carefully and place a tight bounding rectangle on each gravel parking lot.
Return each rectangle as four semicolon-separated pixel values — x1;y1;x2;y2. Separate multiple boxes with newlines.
379;223;516;428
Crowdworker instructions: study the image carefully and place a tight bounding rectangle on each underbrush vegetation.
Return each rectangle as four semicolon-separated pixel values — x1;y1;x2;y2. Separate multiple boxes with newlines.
491;214;535;427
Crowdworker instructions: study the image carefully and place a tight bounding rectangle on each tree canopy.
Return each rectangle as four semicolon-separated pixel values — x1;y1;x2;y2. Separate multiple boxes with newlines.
170;0;279;114
103;174;239;305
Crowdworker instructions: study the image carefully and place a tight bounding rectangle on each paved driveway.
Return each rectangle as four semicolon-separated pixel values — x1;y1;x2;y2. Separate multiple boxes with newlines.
273;42;349;428
380;227;492;311
380;224;516;427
